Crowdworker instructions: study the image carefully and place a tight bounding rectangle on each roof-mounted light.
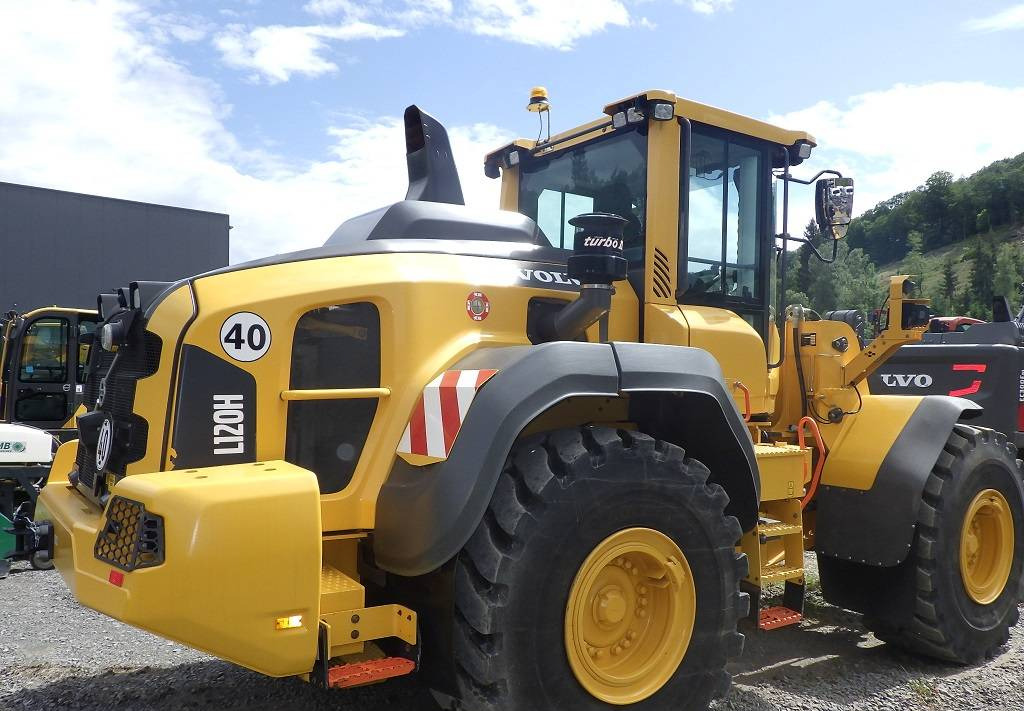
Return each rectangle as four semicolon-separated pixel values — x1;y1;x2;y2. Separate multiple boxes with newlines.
651;101;675;121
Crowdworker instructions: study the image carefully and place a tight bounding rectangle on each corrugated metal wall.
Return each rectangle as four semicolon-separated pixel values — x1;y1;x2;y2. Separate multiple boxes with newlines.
0;182;229;312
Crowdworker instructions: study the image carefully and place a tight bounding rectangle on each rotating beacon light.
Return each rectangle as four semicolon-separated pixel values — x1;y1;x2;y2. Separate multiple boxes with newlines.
528;86;551;143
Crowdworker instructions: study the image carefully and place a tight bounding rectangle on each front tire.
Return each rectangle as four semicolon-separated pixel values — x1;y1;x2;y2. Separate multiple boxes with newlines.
864;425;1024;663
452;426;748;711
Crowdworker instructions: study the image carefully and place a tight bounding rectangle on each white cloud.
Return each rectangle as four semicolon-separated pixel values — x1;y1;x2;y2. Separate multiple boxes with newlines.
766;82;1024;232
685;0;733;15
214;21;405;83
456;0;630;50
963;4;1024;32
0;0;509;263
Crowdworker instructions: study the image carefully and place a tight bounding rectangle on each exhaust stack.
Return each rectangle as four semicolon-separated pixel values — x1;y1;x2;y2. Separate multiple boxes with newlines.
404;105;465;205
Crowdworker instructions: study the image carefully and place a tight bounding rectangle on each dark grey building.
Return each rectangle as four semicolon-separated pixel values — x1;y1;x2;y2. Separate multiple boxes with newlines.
0;182;229;312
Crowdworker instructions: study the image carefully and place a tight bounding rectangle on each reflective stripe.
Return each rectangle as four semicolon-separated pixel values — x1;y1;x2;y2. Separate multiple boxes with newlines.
398;369;498;460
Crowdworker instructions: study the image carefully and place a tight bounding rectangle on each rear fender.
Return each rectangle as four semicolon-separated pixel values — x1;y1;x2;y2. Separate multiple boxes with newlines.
373;341;758;577
38;460;322;676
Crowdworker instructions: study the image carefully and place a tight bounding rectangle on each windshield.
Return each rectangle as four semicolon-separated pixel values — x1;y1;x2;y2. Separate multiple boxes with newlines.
518;128;648;267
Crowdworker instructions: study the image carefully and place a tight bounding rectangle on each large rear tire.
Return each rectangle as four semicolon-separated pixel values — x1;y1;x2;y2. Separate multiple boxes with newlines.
452;426;748;711
860;425;1024;663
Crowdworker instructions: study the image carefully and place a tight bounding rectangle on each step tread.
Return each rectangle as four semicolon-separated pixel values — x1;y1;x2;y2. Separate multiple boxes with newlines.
759;606;803;630
759;563;804;583
757;521;803;537
328;657;416;688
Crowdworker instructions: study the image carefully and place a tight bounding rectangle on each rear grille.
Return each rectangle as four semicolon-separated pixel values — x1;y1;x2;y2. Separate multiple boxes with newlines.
76;331;162;492
94;496;164;571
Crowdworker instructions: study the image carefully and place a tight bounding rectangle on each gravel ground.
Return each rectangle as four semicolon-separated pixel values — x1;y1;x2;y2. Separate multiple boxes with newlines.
2;556;1023;711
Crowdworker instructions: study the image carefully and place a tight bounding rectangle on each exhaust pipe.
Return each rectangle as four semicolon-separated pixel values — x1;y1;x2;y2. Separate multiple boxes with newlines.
540;213;629;342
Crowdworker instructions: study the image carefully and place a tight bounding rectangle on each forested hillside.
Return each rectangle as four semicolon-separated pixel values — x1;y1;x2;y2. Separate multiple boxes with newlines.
785;152;1024;319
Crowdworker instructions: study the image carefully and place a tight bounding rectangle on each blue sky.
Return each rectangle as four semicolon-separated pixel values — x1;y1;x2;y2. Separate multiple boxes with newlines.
1;0;1023;261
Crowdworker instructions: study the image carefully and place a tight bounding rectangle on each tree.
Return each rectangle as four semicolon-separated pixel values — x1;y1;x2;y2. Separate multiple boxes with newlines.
795;220;821;296
994;241;1024;304
835;245;884;315
933;256;958;316
966;237;997;318
976;208;991;234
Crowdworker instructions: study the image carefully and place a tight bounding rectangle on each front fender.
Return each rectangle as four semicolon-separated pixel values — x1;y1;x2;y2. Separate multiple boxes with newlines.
816;395;983;566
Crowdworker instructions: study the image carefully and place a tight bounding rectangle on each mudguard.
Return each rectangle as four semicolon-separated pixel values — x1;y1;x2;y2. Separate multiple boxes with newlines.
373;341;758;577
816;395;983;567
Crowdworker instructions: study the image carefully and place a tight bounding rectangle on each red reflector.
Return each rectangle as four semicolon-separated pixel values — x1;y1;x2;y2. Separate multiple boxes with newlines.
108;570;125;587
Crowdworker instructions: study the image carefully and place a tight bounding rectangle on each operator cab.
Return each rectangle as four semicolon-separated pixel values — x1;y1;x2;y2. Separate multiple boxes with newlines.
485;89;846;416
486;90;814;340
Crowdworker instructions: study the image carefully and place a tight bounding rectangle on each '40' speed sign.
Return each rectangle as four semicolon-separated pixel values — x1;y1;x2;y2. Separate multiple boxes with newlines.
220;312;271;362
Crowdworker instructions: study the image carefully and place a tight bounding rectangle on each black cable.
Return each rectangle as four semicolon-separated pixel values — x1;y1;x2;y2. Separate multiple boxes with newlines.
793;317;808;419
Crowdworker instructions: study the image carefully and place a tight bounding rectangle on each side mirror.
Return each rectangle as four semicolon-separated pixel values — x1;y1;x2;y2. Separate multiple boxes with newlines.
815;177;855;240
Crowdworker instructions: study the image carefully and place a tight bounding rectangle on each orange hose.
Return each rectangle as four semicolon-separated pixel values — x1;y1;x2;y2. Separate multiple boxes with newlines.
797;416;826;509
733;381;752;422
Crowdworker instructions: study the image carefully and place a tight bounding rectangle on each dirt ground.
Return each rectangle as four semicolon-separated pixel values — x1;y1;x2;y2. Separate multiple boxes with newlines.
2;557;1022;711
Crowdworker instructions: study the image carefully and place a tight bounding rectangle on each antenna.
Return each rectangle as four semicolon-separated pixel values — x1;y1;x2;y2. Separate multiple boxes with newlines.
527;86;551;143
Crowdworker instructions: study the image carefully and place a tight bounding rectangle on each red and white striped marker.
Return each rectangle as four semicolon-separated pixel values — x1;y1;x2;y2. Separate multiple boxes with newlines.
398;369;498;460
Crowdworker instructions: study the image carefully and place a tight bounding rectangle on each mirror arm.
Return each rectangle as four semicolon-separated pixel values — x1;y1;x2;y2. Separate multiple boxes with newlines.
777;233;840;265
775;168;844;186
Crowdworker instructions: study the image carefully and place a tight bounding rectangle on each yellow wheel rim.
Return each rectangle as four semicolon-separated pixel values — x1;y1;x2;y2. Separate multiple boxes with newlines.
564;528;695;705
959;488;1015;605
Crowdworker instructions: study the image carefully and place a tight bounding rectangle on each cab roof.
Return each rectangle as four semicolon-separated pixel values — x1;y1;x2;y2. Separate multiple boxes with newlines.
485;88;816;170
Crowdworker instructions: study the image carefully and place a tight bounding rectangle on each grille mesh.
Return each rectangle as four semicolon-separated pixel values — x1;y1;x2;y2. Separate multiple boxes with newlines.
94;496;165;571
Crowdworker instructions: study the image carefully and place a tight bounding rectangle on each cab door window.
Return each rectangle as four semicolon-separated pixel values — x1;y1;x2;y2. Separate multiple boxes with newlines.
19;318;68;383
681;126;769;333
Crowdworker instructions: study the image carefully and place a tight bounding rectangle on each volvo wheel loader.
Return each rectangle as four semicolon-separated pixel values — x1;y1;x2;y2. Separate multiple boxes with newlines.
1;307;97;576
32;89;1024;710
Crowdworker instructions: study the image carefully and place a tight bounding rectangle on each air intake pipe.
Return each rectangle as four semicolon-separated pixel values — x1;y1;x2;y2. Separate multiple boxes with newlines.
540;213;629;342
403;105;465;205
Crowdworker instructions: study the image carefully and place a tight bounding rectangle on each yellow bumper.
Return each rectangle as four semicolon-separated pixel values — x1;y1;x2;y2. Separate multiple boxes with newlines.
37;459;323;677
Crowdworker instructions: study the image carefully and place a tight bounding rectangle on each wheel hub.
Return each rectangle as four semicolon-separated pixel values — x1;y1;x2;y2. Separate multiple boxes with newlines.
565;528;695;705
960;489;1015;605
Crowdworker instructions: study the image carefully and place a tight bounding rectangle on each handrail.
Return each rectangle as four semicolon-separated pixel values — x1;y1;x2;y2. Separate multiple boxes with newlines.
280;387;391;402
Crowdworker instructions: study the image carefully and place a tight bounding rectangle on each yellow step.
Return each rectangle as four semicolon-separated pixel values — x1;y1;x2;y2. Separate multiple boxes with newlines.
758;521;803;538
321;565;364;614
759;563;804;584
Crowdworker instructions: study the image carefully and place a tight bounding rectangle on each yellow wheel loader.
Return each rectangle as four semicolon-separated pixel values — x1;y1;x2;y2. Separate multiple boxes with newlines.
33;90;1023;710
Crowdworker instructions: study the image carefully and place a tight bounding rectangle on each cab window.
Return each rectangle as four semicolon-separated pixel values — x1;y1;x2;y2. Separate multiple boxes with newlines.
519;128;648;266
684;127;765;303
681;127;769;315
19;318;69;383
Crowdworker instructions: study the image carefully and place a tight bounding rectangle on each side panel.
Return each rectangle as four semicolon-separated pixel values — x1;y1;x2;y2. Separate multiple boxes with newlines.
170;346;257;468
816;395;982;566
